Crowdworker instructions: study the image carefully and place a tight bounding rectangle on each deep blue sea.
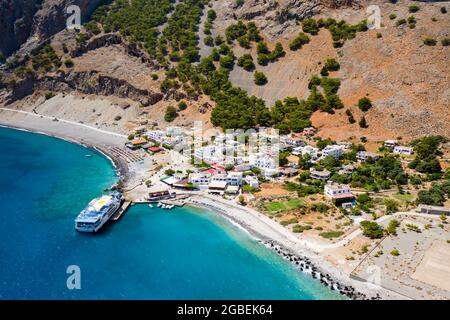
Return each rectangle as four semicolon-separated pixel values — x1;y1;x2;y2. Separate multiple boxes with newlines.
0;127;343;299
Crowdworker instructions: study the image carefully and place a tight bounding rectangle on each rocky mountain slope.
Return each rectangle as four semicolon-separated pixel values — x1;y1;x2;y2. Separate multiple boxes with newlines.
0;0;105;57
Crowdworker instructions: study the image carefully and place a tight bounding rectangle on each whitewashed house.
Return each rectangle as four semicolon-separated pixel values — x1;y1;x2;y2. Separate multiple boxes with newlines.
338;164;356;175
285;136;305;147
161;136;182;148
384;140;398;149
147;130;165;142
189;171;212;187
356;151;379;162
165;126;184;137
394;146;414;155
227;172;243;186
249;153;279;177
324;182;355;206
244;175;260;189
292;146;319;159
194;145;224;163
321;145;344;160
324;182;352;198
309;168;331;181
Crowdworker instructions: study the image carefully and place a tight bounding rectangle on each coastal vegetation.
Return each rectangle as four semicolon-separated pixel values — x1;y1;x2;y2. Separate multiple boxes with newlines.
408;135;446;176
360;221;384;239
386;219;400;235
263;198;304;214
319;230;344;239
417;180;450;206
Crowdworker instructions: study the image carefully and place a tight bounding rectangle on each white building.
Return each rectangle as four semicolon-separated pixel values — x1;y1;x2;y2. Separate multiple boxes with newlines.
244;175;260;189
227;172;243;186
321;145;344;160
147;130;165;142
336;141;352;150
292;145;319;159
249;153;279;177
394;146;414;155
208;181;228;195
338;164;356;175
194;145;224;164
161;136;182;148
285;136;305;147
324;182;352;199
356;151;379;162
189;171;212;187
211;173;228;183
165;126;184;137
384;140;398;149
310;168;331;181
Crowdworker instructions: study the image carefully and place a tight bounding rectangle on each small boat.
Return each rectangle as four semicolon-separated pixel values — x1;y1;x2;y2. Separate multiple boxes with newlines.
148;204;153;208
85;154;92;158
157;202;162;208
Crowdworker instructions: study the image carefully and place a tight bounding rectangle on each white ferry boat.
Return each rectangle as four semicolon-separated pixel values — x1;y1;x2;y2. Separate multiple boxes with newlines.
75;192;123;233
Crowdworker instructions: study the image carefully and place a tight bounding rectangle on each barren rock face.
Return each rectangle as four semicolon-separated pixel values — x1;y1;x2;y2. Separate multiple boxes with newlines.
0;0;104;57
215;0;358;39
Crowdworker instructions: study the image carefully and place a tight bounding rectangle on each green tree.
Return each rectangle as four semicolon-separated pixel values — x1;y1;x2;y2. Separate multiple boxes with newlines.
409;5;420;13
254;71;268;85
359;116;368;128
220;54;235;70
178;100;188;111
384;199;399;214
386;219;400;235
358;97;372;112
164;106;178;122
237;54;255;71
360;221;384;239
289;33;310;50
424;38;437;46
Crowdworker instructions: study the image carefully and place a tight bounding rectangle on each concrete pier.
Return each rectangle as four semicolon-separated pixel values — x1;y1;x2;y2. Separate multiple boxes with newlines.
111;201;131;221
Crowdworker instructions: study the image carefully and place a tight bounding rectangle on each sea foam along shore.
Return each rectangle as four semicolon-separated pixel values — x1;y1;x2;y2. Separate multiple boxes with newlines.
187;194;404;300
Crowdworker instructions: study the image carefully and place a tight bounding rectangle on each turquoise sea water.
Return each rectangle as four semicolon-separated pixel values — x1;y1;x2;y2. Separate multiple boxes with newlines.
0;127;343;299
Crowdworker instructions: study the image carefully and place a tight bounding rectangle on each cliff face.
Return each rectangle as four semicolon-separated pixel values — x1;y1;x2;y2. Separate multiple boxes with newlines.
0;0;104;58
0;0;42;57
214;0;359;39
3;70;164;106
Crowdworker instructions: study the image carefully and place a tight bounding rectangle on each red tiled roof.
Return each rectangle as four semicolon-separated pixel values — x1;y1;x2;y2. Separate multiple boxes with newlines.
131;139;147;145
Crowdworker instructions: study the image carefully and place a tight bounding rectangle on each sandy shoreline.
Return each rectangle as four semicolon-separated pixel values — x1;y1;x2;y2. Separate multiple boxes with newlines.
0;108;403;300
186;194;405;300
